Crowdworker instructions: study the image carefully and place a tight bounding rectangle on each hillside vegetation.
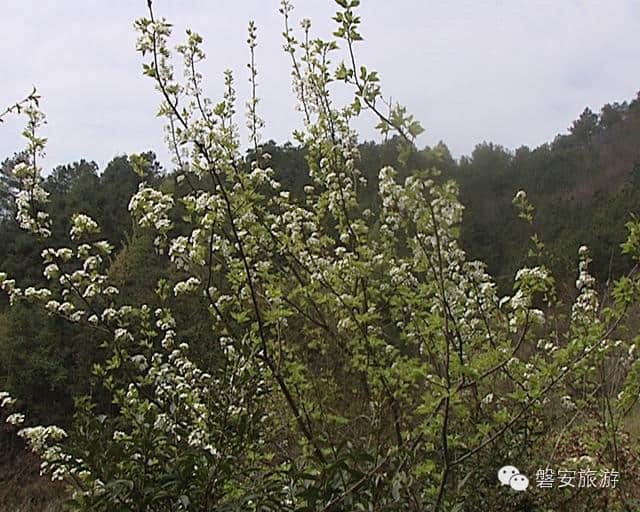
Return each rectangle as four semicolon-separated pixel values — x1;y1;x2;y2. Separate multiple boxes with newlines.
2;1;640;510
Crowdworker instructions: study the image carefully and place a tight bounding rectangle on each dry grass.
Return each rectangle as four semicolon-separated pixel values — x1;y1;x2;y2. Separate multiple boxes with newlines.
623;406;640;443
0;452;66;512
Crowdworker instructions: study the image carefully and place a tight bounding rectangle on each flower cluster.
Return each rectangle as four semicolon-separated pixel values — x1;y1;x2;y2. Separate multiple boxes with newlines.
572;246;599;323
128;183;174;248
69;213;100;241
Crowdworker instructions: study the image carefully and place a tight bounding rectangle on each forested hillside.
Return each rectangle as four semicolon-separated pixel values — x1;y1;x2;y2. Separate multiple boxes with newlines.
1;90;640;510
457;96;640;292
261;92;640;291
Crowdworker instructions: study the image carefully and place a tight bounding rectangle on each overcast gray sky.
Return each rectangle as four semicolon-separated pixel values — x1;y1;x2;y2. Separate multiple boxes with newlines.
2;1;639;172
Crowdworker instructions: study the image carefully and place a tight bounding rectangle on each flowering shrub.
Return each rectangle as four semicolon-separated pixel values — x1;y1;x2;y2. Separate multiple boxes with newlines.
2;1;640;510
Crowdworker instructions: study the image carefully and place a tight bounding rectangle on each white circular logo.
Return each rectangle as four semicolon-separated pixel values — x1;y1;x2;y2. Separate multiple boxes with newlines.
509;473;529;491
498;465;529;491
498;465;520;486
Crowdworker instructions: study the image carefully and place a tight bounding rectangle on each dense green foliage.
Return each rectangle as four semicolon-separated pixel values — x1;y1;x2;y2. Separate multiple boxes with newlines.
258;95;640;293
1;1;640;511
3;92;640;432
